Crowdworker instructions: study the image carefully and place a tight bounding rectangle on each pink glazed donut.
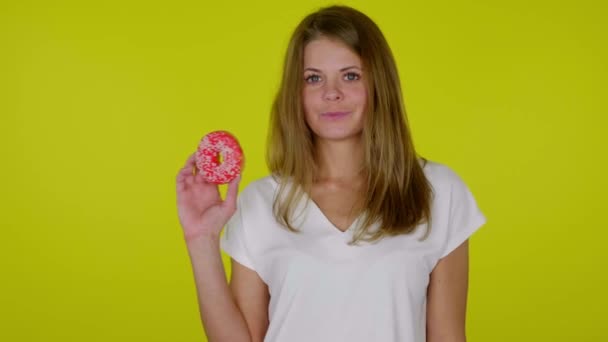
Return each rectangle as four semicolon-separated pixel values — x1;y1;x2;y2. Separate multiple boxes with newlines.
195;131;244;184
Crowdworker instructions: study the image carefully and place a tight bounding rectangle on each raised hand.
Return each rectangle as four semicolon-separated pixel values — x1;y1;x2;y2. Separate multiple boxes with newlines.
176;152;241;241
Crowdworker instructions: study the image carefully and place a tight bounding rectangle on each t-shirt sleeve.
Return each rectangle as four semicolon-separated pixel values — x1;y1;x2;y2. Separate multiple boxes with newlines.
220;194;256;270
440;170;487;259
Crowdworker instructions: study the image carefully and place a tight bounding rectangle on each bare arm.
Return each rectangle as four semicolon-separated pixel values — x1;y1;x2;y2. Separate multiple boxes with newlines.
177;152;253;341
186;234;252;342
229;258;270;342
426;240;470;342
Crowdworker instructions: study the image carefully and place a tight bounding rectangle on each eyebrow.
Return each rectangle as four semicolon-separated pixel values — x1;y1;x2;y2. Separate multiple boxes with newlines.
303;66;362;72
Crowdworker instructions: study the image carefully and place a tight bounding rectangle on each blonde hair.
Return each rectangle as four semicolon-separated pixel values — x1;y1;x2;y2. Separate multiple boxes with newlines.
266;5;434;245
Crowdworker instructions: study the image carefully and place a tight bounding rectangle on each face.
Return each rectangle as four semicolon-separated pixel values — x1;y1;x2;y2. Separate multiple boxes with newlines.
302;37;368;142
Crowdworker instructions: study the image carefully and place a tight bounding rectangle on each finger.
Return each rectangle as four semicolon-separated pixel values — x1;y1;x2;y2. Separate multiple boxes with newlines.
176;180;186;193
185;173;196;186
176;166;195;182
194;172;207;184
176;169;189;183
177;153;198;177
180;152;197;173
176;172;188;191
194;174;221;196
222;174;241;212
183;152;196;168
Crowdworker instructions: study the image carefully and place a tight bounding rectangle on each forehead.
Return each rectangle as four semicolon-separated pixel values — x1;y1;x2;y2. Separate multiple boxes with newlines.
303;37;362;69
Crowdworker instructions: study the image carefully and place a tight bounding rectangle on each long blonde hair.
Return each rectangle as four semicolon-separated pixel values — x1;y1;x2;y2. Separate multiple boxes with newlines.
266;5;434;245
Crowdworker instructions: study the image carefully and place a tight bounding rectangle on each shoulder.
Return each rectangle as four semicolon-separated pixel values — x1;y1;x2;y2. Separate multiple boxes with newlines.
420;158;468;192
420;158;482;214
237;174;279;205
421;158;486;232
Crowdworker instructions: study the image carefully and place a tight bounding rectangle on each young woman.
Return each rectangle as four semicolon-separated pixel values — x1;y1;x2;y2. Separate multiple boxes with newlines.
176;5;486;342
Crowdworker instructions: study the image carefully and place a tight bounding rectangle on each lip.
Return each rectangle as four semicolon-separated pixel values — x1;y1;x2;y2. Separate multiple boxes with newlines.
321;111;351;119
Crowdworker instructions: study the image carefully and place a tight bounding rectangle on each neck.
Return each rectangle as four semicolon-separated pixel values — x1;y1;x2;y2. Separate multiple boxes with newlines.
314;136;365;183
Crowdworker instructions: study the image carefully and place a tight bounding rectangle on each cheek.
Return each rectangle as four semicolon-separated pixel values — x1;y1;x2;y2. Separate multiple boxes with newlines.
345;84;368;104
302;89;322;112
302;92;316;125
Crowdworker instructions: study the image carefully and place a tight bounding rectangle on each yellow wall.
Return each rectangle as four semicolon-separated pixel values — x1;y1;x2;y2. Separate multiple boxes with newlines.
1;0;606;341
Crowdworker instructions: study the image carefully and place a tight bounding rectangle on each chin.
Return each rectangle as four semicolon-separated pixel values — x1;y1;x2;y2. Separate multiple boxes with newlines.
313;129;363;142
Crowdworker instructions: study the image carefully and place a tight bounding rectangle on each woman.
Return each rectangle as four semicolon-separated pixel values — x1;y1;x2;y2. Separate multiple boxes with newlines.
176;5;486;342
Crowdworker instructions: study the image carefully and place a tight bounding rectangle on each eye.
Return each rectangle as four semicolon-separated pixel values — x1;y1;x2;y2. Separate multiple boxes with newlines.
344;72;360;81
305;74;321;83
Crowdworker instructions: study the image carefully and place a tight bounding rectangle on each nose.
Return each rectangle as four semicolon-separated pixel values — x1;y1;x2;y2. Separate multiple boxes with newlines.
323;82;343;101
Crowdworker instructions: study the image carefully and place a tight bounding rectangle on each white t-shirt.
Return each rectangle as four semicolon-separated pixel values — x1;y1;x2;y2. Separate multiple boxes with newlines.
220;160;487;342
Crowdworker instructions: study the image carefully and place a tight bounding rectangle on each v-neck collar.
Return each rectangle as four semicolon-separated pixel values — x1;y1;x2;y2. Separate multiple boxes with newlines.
270;175;365;237
302;189;362;236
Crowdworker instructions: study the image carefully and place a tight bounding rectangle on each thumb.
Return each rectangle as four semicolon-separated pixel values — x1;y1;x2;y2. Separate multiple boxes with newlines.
222;174;241;214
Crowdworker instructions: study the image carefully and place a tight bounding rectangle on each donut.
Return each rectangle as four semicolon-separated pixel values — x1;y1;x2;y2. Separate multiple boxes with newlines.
195;131;244;184
195;130;244;184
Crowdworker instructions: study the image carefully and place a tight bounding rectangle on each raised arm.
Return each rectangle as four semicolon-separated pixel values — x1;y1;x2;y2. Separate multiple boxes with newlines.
176;152;254;341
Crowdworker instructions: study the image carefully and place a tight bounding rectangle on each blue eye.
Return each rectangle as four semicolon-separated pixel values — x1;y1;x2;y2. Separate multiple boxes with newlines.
305;74;321;83
345;72;360;81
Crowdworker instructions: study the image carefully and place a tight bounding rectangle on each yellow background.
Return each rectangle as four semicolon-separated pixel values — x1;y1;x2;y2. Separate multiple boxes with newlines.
1;0;606;341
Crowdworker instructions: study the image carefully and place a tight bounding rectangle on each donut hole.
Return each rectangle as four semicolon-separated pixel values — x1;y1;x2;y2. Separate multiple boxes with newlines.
216;152;224;165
